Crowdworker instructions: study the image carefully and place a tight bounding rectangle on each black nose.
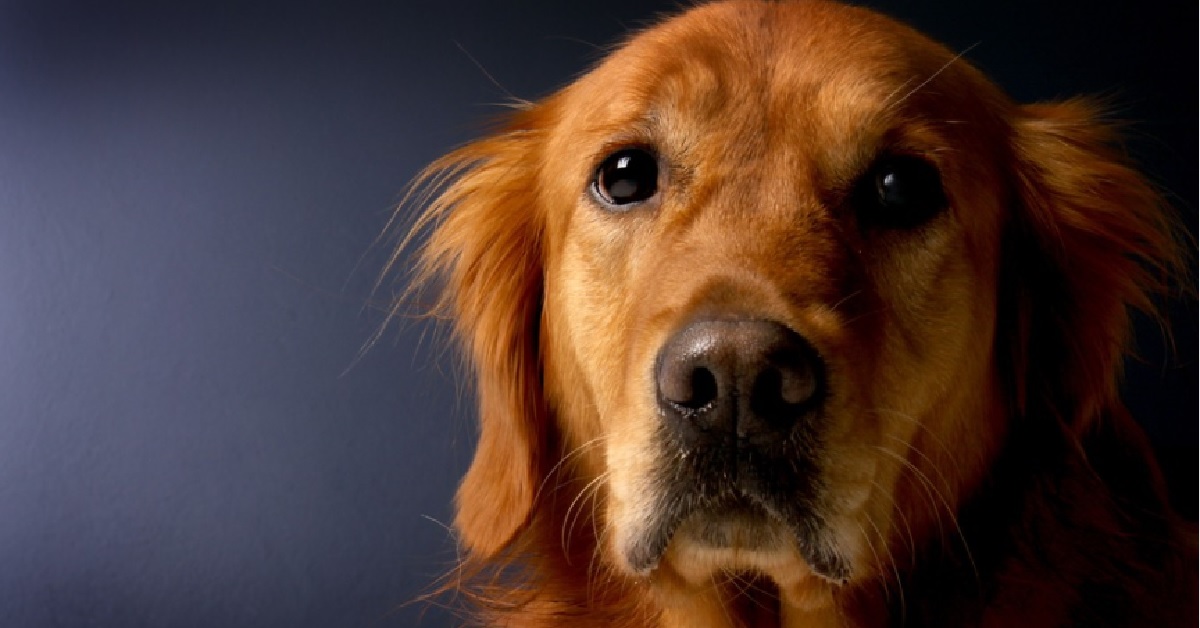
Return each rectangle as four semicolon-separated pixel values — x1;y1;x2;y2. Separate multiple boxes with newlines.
655;320;823;444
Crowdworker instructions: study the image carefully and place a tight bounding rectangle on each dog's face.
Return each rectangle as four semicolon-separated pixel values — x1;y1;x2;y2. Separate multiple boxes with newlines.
410;0;1177;618
539;1;1009;598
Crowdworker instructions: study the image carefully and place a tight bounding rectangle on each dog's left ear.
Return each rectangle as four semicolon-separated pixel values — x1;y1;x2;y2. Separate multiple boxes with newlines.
1005;99;1185;428
406;110;551;559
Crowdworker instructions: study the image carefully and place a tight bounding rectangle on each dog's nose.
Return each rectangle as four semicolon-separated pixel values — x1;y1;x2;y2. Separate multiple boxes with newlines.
655;320;823;444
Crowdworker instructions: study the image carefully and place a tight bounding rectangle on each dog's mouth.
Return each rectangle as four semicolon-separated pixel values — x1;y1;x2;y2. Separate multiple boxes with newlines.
683;499;789;550
621;473;850;584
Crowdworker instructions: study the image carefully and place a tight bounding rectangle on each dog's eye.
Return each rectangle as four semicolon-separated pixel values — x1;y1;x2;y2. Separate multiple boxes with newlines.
857;155;947;228
592;148;659;208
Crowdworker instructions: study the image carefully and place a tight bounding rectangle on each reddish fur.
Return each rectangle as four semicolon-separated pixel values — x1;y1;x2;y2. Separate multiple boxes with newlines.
395;2;1196;626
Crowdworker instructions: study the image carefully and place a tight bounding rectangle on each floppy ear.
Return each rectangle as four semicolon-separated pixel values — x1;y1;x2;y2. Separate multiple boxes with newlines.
1004;99;1183;428
406;111;549;558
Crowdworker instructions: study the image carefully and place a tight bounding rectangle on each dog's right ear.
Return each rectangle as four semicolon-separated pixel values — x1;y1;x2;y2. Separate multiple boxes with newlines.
400;110;550;559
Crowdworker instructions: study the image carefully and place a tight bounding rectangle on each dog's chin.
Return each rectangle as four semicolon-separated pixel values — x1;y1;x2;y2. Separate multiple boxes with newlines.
618;496;851;589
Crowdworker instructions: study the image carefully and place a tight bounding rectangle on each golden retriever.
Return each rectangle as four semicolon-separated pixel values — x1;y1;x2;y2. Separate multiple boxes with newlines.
394;1;1196;625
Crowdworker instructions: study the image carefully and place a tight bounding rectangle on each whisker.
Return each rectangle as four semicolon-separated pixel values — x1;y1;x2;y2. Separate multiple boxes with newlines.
885;42;981;111
862;513;906;621
828;289;864;314
586;518;615;606
883;433;959;508
853;520;891;602
866;407;958;462
725;570;779;618
872;445;980;587
535;435;609;504
868;478;917;561
562;471;612;561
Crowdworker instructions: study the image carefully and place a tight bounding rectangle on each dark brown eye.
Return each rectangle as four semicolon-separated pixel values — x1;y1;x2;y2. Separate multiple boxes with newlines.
592;148;658;209
856;154;947;228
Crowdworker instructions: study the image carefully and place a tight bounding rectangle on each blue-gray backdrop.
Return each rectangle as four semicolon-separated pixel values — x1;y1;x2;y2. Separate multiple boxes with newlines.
0;1;1194;627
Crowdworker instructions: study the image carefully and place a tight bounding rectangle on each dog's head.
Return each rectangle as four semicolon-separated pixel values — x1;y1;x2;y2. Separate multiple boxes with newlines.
401;0;1181;612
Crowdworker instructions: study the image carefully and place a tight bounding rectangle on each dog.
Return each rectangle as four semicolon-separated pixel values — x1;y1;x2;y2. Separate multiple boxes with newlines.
395;1;1196;625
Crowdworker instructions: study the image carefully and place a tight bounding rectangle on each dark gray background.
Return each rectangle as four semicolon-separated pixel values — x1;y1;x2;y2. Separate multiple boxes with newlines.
0;1;1194;627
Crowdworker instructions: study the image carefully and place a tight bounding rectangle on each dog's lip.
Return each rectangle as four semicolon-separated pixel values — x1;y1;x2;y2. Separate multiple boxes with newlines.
623;491;851;583
623;497;765;576
676;498;788;549
625;519;677;576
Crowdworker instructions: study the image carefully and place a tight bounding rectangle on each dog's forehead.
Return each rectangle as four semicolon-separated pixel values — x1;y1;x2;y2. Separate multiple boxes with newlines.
566;0;987;140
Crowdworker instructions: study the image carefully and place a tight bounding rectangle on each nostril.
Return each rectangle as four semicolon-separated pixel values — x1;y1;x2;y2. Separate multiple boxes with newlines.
750;360;819;421
683;366;718;410
658;360;719;411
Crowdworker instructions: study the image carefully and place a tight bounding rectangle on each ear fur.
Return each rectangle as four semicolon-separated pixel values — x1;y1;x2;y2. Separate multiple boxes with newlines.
405;110;549;559
1006;99;1185;428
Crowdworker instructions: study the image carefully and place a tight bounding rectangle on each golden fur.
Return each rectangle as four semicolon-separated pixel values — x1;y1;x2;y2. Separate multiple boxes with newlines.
392;1;1196;626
